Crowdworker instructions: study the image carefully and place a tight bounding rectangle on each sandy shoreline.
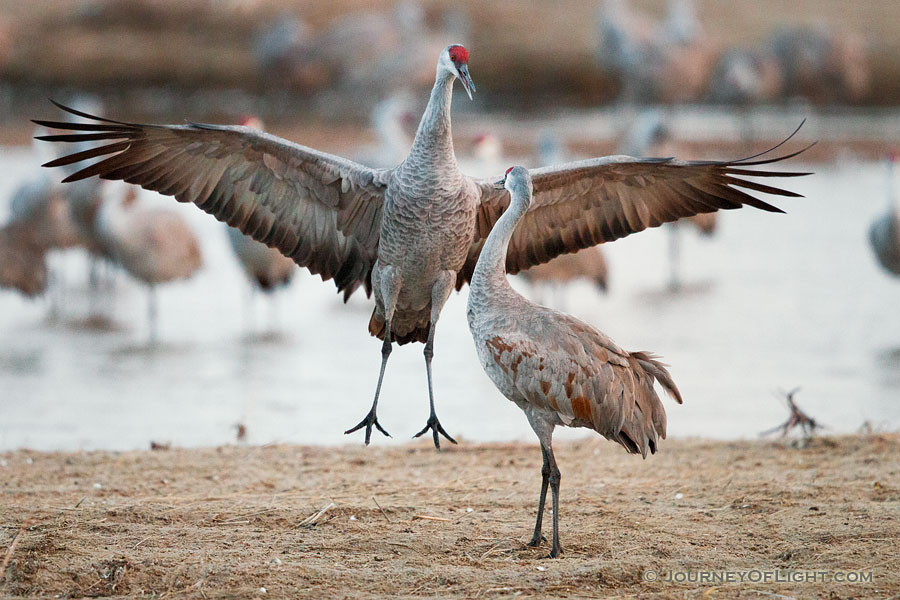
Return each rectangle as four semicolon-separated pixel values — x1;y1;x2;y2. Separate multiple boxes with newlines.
1;434;897;598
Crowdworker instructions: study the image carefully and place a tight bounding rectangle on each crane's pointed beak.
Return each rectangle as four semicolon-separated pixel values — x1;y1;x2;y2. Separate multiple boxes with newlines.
493;178;505;189
458;64;475;100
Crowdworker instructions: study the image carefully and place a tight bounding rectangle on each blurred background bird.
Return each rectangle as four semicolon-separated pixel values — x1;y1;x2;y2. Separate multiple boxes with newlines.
869;153;900;277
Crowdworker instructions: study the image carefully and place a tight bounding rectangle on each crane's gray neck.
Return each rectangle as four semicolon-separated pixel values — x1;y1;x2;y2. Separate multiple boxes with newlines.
405;70;458;170
470;194;529;297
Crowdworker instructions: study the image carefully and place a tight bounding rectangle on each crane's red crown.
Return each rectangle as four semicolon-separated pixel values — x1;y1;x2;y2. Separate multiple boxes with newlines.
239;115;263;130
448;45;469;64
505;166;514;176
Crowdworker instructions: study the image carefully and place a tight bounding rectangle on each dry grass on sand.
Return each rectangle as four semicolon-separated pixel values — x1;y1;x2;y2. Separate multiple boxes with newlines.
1;435;898;598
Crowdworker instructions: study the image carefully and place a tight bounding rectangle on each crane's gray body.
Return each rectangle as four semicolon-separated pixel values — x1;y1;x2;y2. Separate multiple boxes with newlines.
467;169;681;457
371;67;478;342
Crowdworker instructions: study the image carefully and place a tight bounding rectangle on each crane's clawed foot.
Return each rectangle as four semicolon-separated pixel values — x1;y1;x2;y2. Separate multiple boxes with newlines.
413;414;457;450
344;408;391;445
545;544;562;559
526;535;546;548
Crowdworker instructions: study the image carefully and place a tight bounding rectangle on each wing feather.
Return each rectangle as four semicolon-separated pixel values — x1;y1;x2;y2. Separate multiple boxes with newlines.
459;136;812;287
35;102;389;298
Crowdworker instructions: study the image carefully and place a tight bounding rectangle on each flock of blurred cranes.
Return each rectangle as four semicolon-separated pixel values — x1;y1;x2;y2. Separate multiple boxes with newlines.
595;0;870;105
246;0;872;107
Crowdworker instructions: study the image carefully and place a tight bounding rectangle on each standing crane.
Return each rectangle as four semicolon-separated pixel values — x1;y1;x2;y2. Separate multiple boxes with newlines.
620;110;718;289
467;166;683;558
0;172;82;299
518;248;609;298
519;131;610;300
869;153;900;277
225;117;297;298
227;225;295;294
36;45;809;450
95;186;203;341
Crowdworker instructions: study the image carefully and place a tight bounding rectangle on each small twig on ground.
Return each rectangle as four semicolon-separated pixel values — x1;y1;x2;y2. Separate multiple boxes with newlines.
0;518;34;584
412;514;450;522
299;502;335;528
132;536;153;550
760;388;824;439
372;497;391;523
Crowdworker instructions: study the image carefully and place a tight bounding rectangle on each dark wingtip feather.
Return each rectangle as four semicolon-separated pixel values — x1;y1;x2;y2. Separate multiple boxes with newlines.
731;119;808;164
736;141;817;167
48;98;127;125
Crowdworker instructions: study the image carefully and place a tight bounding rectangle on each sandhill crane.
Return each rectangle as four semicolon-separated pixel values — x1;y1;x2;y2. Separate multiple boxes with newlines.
227;225;295;292
519;247;609;294
707;47;783;105
595;0;715;104
353;93;418;168
467;166;683;558
620;110;718;289
460;132;505;179
95;186;203;340
37;45;809;450
286;1;442;105
520;131;610;298
869;154;900;277
0;172;82;298
0;220;49;297
770;25;870;105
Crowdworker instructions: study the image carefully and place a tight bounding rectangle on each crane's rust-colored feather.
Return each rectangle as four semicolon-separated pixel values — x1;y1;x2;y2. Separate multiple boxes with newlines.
35;101;389;299
481;311;681;458
457;135;812;289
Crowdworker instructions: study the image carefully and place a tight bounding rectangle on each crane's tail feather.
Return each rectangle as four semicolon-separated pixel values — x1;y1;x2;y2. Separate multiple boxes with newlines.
367;309;430;346
613;352;682;459
632;351;683;404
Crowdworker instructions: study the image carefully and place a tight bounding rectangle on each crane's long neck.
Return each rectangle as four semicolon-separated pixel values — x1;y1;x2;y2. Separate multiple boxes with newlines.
470;193;529;300
405;70;458;171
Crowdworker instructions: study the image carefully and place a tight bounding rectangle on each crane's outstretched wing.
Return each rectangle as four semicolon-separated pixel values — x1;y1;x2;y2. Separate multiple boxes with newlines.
35;101;388;300
459;133;812;288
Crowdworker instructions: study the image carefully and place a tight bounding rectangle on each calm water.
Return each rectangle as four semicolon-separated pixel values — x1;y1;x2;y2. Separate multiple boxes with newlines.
0;145;898;451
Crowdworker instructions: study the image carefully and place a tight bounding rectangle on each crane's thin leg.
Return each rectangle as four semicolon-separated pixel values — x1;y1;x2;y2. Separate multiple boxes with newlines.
266;287;280;333
668;222;682;292
148;284;159;344
546;443;562;558
345;267;401;444
344;335;393;443
525;411;561;558
527;445;551;547
413;272;456;449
